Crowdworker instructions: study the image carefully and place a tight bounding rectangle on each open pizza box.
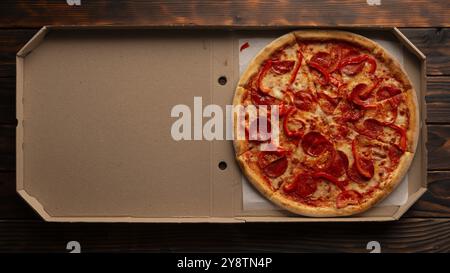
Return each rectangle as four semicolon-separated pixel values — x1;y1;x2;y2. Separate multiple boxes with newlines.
16;26;427;222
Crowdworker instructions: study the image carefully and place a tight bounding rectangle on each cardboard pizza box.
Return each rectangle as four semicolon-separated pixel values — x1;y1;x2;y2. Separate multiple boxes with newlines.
16;26;427;222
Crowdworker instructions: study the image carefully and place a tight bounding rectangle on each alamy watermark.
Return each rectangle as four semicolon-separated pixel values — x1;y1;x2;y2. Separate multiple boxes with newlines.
170;97;280;151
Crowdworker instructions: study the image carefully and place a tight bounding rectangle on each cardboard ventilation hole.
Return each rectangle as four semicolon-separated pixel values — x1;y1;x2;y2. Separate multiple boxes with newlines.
16;27;427;222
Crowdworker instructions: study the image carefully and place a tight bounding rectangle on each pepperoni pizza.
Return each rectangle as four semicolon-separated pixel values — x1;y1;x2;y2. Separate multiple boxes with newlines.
233;30;419;217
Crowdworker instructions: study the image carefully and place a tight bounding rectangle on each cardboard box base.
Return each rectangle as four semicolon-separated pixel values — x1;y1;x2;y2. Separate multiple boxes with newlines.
16;27;427;222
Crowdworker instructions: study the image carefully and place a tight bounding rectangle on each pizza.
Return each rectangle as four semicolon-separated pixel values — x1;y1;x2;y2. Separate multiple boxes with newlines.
233;30;419;217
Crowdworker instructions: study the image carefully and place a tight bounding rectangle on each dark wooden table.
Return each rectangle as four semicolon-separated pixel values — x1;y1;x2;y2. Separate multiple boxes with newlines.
0;1;449;253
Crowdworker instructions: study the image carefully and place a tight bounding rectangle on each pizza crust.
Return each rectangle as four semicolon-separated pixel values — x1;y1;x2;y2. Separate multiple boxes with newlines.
269;152;414;217
404;89;420;152
292;30;414;90
236;152;275;200
233;30;420;217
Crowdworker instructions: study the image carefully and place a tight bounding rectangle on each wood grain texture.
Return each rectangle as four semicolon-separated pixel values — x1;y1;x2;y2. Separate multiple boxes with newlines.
0;125;14;172
402;28;450;75
427;125;450;170
0;78;16;125
0;1;448;28
0;4;448;253
0;172;37;220
0;219;448;252
0;29;36;79
407;171;450;217
426;77;450;123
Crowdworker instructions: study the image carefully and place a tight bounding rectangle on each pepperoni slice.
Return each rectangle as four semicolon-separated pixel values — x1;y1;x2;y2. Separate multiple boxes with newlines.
271;60;295;75
310;47;341;73
263;157;288;178
327;150;349;178
301;132;333;156
311;52;332;68
293;91;315;111
377;86;402;101
258;150;286;168
341;62;365;76
283;173;317;198
336;190;362;208
360;119;384;139
352;139;375;180
317;92;339;115
258;151;288;178
283;108;306;138
340;55;377;75
339;46;364;75
348;164;367;183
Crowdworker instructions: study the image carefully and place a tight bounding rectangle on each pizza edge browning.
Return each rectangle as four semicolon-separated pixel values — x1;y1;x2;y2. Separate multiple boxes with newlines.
236;152;276;199
270;152;414;217
233;30;420;217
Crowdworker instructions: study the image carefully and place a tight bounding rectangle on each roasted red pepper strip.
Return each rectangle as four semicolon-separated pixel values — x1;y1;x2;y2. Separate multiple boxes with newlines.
339;54;377;74
240;42;250;52
257;60;273;94
349;82;379;109
351;139;375;180
272;60;295;75
289;50;303;84
329;75;343;87
328;46;342;73
312;171;348;191
308;61;330;85
283;108;305;138
387;124;407;152
360;78;381;99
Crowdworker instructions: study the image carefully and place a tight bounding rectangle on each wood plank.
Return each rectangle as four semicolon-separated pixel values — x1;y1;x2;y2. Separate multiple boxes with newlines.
0;172;37;220
0;125;14;171
426;77;450;123
0;77;16;125
0;218;447;252
0;29;37;79
427;125;450;170
406;171;450;217
402;28;450;75
0;1;448;28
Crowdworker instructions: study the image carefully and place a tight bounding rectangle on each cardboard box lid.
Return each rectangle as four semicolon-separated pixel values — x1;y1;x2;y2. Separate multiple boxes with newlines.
17;27;427;222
